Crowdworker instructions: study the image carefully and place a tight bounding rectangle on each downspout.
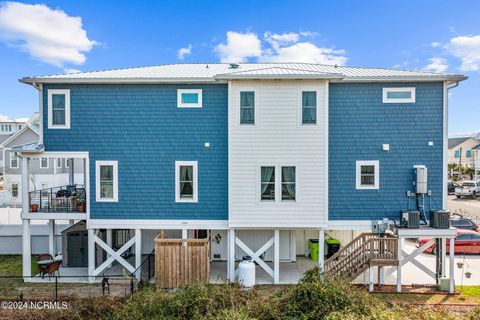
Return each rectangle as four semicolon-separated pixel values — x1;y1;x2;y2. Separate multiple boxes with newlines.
31;82;43;145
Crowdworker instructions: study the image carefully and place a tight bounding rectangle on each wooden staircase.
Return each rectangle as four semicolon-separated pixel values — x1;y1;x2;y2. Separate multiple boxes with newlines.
324;233;399;280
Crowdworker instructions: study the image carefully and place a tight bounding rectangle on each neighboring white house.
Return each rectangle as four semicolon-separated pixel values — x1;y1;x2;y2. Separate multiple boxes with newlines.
0;113;84;206
448;137;480;173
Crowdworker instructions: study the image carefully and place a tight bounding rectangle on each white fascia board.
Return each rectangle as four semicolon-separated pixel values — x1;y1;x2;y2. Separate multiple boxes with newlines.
334;75;468;82
0;125;38;148
87;219;230;230
20;78;222;85
327;220;374;230
19;151;89;159
228;222;329;229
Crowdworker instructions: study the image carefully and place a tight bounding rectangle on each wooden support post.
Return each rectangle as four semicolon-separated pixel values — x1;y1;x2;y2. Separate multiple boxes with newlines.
441;237;447;277
22;219;31;279
182;229;188;239
369;266;374;292
449;237;455;294
135;229;142;280
48;219;55;257
228;229;235;281
274;229;280;284
318;229;325;269
68;159;74;185
106;229;113;267
378;266;383;288
396;237;403;292
88;228;95;282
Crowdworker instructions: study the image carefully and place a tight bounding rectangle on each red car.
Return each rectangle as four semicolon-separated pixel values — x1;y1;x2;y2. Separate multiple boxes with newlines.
417;229;480;254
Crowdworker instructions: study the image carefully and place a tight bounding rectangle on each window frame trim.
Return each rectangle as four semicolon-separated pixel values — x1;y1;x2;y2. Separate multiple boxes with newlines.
40;157;49;169
47;89;71;129
177;89;203;108
281;166;297;202
95;160;119;202
10;152;19;169
382;87;416;103
298;88;320;126
175;161;198;203
238;89;256;126
356;160;380;190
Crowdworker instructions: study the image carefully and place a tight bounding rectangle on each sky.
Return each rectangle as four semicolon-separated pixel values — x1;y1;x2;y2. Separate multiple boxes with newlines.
0;0;479;135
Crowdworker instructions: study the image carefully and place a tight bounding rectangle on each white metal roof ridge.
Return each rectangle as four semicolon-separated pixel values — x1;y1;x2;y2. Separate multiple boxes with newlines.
19;63;468;84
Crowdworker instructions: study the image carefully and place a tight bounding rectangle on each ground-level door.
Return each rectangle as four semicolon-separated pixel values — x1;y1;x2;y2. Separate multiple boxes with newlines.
67;230;88;267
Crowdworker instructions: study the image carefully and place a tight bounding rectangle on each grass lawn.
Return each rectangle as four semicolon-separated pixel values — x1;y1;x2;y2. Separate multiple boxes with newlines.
375;286;480;306
0;255;39;276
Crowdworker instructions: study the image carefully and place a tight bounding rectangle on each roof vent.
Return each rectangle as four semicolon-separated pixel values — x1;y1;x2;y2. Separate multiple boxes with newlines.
229;63;240;69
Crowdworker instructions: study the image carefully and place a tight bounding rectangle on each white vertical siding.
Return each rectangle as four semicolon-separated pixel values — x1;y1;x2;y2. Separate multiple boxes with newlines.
229;80;328;228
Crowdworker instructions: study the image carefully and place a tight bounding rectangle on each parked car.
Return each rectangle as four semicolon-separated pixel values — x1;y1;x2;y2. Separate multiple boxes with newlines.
450;214;479;232
448;182;461;194
417;229;480;254
455;181;480;199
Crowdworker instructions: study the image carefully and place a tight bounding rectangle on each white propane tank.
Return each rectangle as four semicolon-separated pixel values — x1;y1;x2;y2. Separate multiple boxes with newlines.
237;256;255;288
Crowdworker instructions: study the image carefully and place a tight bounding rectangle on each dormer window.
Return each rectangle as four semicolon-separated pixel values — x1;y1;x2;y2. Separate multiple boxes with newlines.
177;89;202;108
48;89;70;129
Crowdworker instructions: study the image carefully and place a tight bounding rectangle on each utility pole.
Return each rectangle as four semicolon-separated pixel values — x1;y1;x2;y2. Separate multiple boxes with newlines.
459;147;462;178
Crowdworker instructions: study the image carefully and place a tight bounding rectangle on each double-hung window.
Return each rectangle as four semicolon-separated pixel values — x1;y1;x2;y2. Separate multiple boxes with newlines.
96;161;118;202
177;89;202;108
356;160;380;189
240;91;255;125
10;152;18;168
48;89;70;129
56;158;62;169
11;183;18;197
382;87;415;103
175;161;198;202
260;166;275;201
40;158;49;169
466;150;472;158
301;91;317;124
281;166;296;200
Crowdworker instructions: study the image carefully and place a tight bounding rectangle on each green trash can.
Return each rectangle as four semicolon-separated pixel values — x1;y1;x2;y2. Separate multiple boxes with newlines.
309;239;319;261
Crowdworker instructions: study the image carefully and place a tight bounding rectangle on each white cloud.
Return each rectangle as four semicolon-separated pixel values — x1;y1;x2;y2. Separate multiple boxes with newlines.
423;57;448;73
214;30;347;65
177;44;192;60
431;41;440;48
446;34;480;71
64;68;81;74
264;32;299;49
215;31;262;63
261;42;347;65
0;2;97;67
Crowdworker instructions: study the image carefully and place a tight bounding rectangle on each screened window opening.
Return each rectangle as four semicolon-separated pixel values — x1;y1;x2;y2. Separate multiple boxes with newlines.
100;165;114;199
179;165;194;199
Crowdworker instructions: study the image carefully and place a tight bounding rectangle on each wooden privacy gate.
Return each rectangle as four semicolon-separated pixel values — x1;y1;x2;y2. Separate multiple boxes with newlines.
155;234;211;288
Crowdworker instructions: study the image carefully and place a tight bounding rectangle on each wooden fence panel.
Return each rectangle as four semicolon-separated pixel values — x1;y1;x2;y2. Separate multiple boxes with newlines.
155;235;210;288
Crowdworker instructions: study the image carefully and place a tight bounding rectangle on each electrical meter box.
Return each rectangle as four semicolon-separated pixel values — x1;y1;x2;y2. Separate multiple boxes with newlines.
414;166;428;194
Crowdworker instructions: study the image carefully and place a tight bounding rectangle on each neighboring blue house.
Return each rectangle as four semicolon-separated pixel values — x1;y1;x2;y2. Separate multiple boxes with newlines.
17;63;466;286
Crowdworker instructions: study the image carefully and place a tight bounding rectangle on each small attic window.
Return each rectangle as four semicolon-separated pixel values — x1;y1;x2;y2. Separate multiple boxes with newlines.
382;87;415;103
177;89;202;108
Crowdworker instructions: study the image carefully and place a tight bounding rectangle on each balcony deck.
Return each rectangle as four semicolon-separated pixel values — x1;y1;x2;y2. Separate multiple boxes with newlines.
25;185;87;220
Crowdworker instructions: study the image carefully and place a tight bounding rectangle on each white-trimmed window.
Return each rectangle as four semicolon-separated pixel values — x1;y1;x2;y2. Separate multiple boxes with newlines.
356;160;380;189
48;89;71;129
281;166;296;201
260;166;276;201
11;183;19;197
10;152;18;168
56;158;62;169
382;87;415;103
177;89;202;108
40;157;49;169
240;91;255;125
65;159;70;169
301;91;317;124
96;161;118;202
175;161;198;202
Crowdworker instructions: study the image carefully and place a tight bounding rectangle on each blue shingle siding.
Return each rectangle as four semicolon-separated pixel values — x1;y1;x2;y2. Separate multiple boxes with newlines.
329;82;444;221
42;84;228;220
